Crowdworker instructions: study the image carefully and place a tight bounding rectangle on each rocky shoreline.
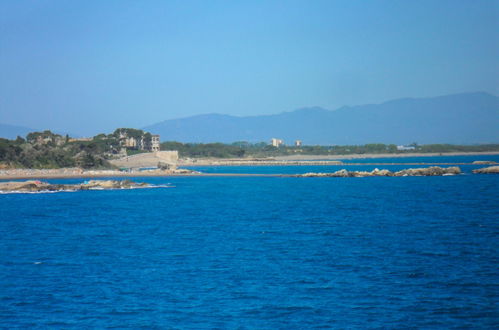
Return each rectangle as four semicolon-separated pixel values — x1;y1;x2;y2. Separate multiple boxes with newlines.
1;165;498;188
294;166;463;177
0;179;170;193
0;168;198;180
2;165;498;193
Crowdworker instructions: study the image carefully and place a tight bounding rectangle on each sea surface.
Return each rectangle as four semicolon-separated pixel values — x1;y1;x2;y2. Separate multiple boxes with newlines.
1;156;498;328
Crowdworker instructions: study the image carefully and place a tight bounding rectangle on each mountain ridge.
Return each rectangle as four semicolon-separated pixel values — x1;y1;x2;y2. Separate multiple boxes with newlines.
0;123;37;140
143;92;499;145
2;92;497;144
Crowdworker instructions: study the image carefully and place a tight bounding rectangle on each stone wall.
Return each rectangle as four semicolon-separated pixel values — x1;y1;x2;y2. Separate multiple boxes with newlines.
156;151;179;164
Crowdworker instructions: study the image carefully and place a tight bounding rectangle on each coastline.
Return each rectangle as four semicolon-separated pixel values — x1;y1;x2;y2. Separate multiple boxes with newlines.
1;151;497;180
179;151;499;165
251;151;499;161
0;169;279;180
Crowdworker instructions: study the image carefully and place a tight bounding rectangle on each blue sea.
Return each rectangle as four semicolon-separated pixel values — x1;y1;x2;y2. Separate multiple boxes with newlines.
1;156;498;328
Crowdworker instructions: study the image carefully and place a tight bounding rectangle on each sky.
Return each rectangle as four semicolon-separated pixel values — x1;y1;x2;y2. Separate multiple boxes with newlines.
1;0;498;136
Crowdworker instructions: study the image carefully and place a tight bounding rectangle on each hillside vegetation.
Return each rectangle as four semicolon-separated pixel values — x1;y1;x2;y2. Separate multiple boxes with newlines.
0;129;150;169
160;141;499;159
0;131;111;169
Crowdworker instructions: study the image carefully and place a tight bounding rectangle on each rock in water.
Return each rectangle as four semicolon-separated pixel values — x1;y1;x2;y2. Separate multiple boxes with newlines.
293;166;461;178
394;166;461;176
472;161;497;165
333;169;350;177
0;180;51;192
472;166;499;174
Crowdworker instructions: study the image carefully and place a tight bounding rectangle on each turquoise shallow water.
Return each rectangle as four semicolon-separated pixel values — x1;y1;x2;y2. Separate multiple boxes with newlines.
1;156;498;328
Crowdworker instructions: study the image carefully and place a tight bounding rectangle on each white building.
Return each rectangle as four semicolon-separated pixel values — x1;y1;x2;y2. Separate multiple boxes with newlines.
397;145;416;151
118;130;161;152
271;138;284;147
295;140;302;147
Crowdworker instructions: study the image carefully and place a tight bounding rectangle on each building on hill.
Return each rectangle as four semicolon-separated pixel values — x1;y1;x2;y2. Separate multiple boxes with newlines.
124;137;138;148
151;135;160;152
116;129;160;152
295;140;302;147
136;134;160;152
27;131;65;146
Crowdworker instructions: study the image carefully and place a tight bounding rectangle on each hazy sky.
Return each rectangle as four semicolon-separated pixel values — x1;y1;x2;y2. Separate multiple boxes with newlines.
1;0;498;136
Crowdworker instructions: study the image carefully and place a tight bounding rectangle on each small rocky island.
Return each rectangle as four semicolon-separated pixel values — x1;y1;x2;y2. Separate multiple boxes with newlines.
0;180;162;193
294;166;462;177
471;161;498;165
472;166;499;174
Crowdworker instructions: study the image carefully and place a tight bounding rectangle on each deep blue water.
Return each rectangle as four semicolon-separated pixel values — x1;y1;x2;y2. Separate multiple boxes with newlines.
1;158;499;328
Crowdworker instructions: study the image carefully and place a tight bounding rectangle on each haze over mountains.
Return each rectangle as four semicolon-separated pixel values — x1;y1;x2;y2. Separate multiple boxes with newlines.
0;123;36;140
1;92;498;145
144;92;499;145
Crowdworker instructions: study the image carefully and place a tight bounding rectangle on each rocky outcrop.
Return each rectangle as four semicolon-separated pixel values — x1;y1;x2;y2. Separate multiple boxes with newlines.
472;166;499;174
472;161;498;165
295;166;462;178
0;180;155;193
0;181;52;192
79;180;150;190
395;166;461;176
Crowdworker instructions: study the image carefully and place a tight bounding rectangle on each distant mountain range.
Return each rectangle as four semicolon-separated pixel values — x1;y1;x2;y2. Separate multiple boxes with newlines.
144;92;499;145
0;123;36;140
0;124;75;140
2;92;498;144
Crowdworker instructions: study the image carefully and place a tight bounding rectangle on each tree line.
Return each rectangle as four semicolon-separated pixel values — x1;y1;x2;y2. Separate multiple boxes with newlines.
161;141;499;158
0;131;113;169
2;130;499;169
